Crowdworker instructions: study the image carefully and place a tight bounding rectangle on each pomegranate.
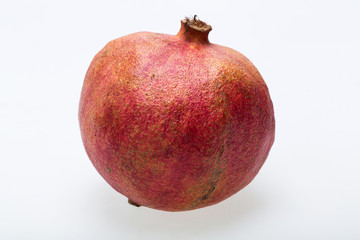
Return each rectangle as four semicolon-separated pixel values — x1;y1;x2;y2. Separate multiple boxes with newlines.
79;16;275;211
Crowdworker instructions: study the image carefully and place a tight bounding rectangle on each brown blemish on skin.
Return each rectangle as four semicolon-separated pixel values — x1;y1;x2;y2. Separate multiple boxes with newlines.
198;144;225;202
201;184;216;200
190;144;225;208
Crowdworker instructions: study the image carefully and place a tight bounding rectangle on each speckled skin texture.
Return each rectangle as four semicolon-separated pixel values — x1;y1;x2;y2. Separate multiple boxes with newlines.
79;20;275;211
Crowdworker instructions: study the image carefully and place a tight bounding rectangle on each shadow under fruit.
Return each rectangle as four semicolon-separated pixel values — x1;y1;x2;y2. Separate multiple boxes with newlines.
79;16;275;211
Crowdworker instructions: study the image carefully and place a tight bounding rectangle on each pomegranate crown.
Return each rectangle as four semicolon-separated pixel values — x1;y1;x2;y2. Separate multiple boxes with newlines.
183;15;212;32
177;15;212;44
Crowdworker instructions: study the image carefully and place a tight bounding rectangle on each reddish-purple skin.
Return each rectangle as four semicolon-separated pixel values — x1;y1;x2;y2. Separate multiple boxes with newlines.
79;22;275;211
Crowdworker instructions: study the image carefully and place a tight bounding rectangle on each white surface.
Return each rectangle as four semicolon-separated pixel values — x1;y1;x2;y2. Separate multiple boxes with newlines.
1;0;360;239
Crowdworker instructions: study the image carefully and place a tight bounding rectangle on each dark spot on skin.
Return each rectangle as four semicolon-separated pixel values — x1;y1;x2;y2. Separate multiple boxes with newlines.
219;144;225;159
165;147;173;156
152;74;155;78
106;167;111;173
201;184;216;200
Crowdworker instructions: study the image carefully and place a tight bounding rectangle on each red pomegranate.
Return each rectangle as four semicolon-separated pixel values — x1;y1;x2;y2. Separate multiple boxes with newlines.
79;16;275;211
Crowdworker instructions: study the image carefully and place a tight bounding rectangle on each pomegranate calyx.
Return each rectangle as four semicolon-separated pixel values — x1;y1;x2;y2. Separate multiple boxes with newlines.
177;15;212;44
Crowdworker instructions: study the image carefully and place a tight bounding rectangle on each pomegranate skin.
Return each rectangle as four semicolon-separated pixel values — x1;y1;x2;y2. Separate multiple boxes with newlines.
79;18;275;211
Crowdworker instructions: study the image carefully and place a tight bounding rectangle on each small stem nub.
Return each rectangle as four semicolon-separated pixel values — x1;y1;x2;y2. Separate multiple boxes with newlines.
128;199;141;207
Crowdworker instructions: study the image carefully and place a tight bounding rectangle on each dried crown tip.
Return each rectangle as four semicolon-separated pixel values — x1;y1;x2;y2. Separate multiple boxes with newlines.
183;15;212;32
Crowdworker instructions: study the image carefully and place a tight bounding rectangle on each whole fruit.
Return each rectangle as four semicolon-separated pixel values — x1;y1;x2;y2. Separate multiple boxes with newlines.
79;16;275;211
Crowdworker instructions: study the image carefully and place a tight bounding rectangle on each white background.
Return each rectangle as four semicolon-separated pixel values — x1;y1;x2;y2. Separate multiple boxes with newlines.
1;0;359;239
